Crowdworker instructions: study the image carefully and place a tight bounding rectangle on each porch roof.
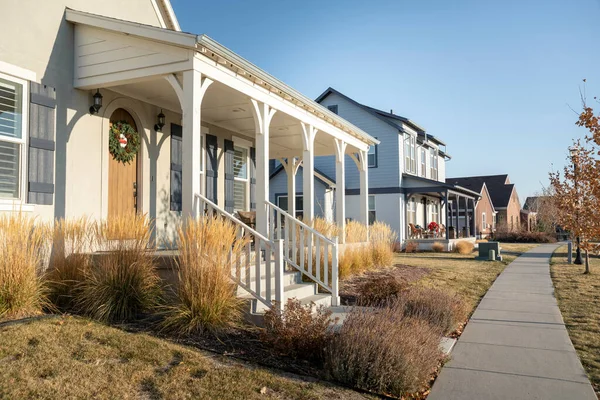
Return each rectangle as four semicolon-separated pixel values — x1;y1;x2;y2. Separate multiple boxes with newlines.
402;174;481;199
65;8;378;148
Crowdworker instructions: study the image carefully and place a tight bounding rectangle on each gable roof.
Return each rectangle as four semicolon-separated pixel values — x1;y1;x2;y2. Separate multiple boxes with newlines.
446;175;514;208
315;87;446;147
269;164;336;188
523;196;548;212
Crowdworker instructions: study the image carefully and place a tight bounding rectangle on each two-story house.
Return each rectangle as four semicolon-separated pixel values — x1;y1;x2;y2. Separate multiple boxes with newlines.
271;87;480;249
445;178;497;238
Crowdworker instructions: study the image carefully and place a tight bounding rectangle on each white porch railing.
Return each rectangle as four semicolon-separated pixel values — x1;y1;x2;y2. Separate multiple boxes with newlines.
194;194;284;311
265;201;339;306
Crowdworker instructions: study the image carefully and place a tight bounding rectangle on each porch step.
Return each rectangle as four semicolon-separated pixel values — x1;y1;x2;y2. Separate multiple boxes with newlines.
238;282;318;304
232;269;301;287
241;292;332;327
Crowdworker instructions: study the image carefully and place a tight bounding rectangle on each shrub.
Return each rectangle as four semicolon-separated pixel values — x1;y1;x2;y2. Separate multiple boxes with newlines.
325;304;443;397
0;213;48;319
45;217;93;312
161;216;247;335
431;242;445;252
345;220;367;243
405;241;419;253
454;240;474;254
262;298;336;362
309;217;339;238
494;230;556;243
369;222;396;268
398;287;468;335
339;245;373;279
357;275;403;306
77;214;161;323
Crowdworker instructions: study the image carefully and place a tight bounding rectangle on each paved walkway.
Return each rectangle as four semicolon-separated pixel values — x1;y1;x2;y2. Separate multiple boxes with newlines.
428;243;597;400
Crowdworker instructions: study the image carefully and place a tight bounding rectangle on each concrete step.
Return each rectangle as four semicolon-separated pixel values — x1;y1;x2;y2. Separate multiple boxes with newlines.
238;282;318;309
241;292;333;326
233;270;301;288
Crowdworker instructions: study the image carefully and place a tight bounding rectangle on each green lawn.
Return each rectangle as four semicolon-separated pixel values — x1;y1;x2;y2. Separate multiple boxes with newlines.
0;316;371;400
551;246;600;396
394;243;539;315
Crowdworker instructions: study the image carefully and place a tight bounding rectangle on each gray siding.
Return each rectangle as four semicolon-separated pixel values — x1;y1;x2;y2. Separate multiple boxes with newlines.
269;167;331;219
316;93;401;189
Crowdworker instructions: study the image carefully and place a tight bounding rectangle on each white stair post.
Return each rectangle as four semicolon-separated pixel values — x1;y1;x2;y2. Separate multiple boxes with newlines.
331;237;340;306
181;69;212;220
301;123;317;222
334;139;347;243
250;99;276;237
274;238;285;311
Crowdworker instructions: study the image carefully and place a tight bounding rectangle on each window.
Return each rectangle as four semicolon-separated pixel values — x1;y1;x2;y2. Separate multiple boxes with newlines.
404;134;416;174
368;141;377;168
233;145;248;211
368;195;376;225
327;105;338;114
482;212;487;231
277;195;304;218
431;202;439;223
493;214;496;230
420;148;426;177
510;215;514;230
407;198;417;224
429;148;438;181
0;75;26;199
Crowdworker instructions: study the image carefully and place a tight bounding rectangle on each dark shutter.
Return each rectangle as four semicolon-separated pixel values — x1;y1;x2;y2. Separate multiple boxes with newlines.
224;139;234;213
205;134;218;203
250;147;256;211
170;123;182;211
28;82;56;205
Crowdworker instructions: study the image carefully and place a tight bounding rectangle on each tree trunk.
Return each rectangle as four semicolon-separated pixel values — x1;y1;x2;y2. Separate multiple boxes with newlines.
585;249;590;274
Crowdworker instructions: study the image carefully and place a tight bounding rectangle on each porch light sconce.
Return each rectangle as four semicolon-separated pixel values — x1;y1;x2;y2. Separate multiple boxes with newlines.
154;110;166;132
89;89;103;115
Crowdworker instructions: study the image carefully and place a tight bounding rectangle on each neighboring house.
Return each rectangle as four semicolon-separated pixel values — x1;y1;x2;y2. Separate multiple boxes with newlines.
270;87;480;249
1;1;378;310
520;210;537;232
446;175;521;231
444;178;497;238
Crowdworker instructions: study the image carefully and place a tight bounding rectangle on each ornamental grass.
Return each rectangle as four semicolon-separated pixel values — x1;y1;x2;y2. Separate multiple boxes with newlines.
161;216;248;335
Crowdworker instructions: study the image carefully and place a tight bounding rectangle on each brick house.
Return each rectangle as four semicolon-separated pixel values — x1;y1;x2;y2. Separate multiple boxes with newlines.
445;178;496;238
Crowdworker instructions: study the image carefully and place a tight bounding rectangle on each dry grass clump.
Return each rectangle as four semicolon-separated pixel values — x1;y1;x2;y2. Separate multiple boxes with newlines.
405;241;419;253
325;304;443;397
262;298;337;362
308;217;339;238
357;275;403;306
78;214;161;323
370;222;396;267
0;213;48;320
431;242;445;252
162;216;247;335
345;220;367;243
398;287;468;335
454;240;474;255
339;245;373;279
45;217;93;312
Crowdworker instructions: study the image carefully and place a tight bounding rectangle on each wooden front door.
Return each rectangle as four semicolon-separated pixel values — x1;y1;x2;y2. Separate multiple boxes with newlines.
108;108;138;218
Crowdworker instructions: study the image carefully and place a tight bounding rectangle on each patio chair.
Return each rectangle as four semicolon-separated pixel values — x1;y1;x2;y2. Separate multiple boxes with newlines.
439;224;446;238
409;223;422;239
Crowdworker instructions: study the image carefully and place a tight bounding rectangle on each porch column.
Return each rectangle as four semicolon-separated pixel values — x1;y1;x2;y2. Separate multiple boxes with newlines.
281;157;300;217
358;150;369;227
334;139;347;242
251;99;277;236
465;196;470;237
301;123;317;221
181;69;212;219
455;195;460;237
445;191;450;240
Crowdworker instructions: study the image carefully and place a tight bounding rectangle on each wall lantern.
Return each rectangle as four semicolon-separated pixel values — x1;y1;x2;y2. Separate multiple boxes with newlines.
89;89;103;115
154;110;166;132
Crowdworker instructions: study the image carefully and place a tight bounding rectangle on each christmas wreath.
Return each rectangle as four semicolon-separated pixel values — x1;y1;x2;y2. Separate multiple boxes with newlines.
109;120;140;164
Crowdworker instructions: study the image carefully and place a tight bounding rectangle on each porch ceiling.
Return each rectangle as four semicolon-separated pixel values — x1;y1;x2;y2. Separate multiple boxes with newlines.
111;78;357;158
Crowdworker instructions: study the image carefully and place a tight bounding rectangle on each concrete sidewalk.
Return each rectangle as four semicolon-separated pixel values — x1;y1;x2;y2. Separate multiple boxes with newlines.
428;243;597;400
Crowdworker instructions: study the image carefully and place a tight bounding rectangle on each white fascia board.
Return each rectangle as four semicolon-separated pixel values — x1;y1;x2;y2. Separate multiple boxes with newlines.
158;0;181;31
65;9;197;49
194;55;370;152
0;61;36;82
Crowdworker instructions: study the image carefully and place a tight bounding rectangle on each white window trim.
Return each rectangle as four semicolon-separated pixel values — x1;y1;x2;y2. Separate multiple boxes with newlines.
233;140;250;211
368;194;376;223
420;147;426;177
0;70;29;206
404;134;417;175
482;212;486;230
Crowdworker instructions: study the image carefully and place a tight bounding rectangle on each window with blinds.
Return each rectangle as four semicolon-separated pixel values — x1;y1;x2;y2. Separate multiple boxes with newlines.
0;77;24;199
233;146;248;211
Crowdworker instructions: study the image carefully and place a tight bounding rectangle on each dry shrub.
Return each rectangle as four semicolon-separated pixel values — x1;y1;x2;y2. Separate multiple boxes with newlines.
399;287;468;335
262;298;336;362
370;222;396;268
454;240;474;254
339;245;373;279
345;220;367;243
78;214;161;323
0;213;48;319
325;305;443;397
358;275;403;306
309;217;339;238
494;229;556;243
162;216;247;335
45;217;93;311
405;241;419;253
431;242;445;252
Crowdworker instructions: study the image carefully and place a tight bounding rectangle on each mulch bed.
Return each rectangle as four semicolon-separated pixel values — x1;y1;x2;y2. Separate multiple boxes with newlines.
339;264;430;305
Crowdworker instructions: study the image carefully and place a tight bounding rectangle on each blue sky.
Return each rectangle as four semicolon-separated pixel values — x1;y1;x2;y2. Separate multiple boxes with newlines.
172;0;600;201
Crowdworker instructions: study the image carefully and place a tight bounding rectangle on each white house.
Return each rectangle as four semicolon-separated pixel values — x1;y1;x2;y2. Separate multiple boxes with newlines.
0;1;378;312
271;88;479;250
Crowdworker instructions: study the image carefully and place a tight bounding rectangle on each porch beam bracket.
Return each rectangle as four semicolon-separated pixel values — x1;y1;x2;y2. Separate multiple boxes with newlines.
280;157;300;218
